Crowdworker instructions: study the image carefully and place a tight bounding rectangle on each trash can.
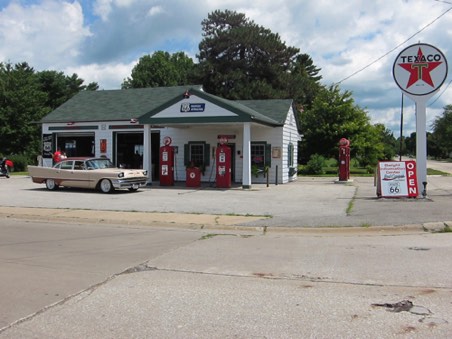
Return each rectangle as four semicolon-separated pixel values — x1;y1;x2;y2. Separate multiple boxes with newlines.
186;167;201;187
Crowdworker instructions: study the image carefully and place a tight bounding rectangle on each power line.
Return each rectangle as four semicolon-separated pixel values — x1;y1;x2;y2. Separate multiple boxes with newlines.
434;0;452;5
429;79;452;106
335;5;452;85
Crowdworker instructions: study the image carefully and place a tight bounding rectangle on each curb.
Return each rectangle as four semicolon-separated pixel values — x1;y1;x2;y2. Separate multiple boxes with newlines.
0;206;442;235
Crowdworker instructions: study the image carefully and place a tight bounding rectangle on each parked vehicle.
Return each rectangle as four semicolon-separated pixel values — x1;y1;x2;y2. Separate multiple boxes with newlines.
28;157;148;193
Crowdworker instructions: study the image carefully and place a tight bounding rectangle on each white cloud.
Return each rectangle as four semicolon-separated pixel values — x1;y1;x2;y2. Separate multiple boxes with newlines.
0;1;91;70
93;0;113;21
65;61;138;90
147;6;164;17
0;0;451;135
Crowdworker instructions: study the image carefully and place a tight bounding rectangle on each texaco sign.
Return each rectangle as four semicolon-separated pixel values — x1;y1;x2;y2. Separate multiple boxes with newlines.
393;43;448;96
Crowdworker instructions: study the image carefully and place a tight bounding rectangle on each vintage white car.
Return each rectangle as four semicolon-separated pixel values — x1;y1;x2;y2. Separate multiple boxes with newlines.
28;158;148;193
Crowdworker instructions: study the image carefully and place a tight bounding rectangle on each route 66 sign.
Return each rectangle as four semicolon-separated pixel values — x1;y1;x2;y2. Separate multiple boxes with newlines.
393;43;448;96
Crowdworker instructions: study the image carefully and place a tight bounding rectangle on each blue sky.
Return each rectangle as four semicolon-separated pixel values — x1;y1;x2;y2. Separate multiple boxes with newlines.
1;0;451;135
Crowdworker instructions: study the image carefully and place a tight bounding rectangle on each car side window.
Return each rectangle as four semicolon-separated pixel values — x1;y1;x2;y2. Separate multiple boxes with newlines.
74;161;85;170
60;161;73;170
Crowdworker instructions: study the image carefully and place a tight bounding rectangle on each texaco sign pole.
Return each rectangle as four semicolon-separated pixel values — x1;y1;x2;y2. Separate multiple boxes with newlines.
393;43;448;197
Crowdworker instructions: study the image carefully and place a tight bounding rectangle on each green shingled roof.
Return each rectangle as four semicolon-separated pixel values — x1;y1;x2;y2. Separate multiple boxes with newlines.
41;85;200;123
237;99;294;125
41;85;293;128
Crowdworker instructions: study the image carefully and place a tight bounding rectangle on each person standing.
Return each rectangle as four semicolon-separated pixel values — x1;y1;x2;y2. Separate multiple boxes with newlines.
1;157;10;178
53;148;62;164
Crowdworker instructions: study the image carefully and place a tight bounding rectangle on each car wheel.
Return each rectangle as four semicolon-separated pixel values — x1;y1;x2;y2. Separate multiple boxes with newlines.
99;179;113;193
46;179;59;190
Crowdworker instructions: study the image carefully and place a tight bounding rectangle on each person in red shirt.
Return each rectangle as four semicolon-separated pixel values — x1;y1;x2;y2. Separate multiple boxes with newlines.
1;157;11;178
53;148;62;163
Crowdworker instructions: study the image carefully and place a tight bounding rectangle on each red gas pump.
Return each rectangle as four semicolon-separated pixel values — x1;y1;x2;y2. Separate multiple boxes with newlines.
160;137;174;186
216;144;231;188
338;138;350;181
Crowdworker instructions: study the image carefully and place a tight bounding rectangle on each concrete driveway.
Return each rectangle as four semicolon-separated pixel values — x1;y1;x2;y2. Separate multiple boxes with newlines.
1;166;452;228
0;218;202;328
0;162;451;338
1;220;451;338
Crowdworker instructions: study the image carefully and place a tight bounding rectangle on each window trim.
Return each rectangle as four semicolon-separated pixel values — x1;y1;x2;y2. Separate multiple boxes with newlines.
251;141;271;169
184;141;210;167
288;143;294;167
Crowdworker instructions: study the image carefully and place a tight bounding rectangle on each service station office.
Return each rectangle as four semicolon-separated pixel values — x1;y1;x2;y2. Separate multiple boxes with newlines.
39;86;301;188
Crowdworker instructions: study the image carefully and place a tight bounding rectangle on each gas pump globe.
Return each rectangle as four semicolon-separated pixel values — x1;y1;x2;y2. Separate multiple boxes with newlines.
338;138;350;181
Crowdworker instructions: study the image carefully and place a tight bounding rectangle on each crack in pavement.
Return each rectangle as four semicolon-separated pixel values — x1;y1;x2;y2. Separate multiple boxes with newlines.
2;262;451;335
124;264;452;291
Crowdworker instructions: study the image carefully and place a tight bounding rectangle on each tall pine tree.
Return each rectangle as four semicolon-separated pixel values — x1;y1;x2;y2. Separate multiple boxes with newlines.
197;9;321;107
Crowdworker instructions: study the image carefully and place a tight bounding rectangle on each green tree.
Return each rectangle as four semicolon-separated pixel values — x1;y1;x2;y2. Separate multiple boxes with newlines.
170;51;198;85
197;9;321;107
431;105;452;158
65;73;98;96
399;131;442;158
374;123;397;160
351;125;380;168
122;51;196;89
37;71;98;110
427;132;442;159
300;85;383;167
288;54;322;110
395;136;406;158
0;62;48;157
0;61;98;159
405;132;416;156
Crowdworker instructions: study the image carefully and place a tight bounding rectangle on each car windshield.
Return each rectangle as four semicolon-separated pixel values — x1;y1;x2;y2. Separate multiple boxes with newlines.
86;159;116;169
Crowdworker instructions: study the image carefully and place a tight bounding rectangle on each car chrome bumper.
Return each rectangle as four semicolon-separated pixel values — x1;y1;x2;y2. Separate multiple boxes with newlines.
113;178;148;189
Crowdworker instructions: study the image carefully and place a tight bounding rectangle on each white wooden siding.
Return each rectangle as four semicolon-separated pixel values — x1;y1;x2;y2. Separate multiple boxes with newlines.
41;107;301;185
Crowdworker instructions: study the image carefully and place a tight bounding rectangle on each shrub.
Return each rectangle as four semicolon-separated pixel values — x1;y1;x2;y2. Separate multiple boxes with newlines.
365;165;375;174
302;154;326;175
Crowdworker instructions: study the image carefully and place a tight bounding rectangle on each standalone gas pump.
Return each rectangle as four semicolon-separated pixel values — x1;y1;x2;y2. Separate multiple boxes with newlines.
338;138;350;181
216;143;231;188
160;136;174;186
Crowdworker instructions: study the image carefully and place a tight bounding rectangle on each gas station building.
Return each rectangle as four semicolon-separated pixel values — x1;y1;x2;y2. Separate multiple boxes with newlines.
39;85;302;188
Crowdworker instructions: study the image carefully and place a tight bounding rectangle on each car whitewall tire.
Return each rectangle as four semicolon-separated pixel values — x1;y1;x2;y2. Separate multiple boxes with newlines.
45;179;58;190
99;179;113;193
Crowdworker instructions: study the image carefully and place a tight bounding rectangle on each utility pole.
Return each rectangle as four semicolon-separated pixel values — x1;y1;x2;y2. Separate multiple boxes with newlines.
399;93;404;161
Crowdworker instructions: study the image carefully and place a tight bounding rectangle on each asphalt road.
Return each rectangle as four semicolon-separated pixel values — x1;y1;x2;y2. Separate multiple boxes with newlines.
0;160;451;337
0;218;201;329
425;159;452;174
0;219;451;338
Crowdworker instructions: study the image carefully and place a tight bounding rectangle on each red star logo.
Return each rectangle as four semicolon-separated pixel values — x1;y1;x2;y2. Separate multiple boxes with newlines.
398;47;442;88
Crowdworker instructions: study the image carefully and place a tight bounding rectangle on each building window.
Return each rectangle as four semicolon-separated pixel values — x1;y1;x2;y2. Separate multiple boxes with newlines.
288;143;294;167
189;143;204;167
251;142;271;169
184;141;210;168
251;143;265;167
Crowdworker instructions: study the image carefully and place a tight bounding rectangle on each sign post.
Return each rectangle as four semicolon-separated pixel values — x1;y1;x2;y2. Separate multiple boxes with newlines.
393;43;448;197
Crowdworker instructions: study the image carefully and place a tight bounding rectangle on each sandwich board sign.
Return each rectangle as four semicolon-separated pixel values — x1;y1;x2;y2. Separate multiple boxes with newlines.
377;161;418;198
393;43;448;197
